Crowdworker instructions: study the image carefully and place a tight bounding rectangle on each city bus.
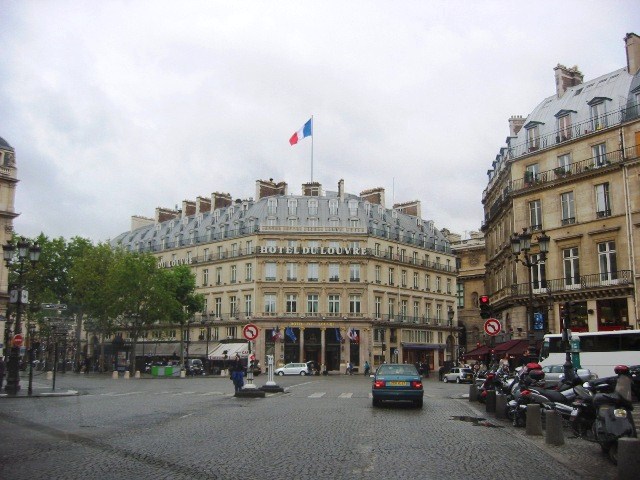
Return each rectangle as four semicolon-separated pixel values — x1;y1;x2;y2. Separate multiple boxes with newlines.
539;329;640;378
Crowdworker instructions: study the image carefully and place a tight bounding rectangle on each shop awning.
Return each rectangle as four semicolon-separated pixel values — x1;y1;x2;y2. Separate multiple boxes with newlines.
208;342;251;360
187;342;218;356
401;343;446;350
462;345;490;360
143;342;181;356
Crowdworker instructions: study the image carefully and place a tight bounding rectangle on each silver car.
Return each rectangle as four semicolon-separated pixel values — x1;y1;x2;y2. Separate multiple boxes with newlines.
274;362;310;376
443;367;474;384
541;364;595;387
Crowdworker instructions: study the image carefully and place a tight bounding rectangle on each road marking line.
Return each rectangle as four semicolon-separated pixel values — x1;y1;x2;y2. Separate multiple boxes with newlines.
180;413;195;419
285;381;314;390
308;392;326;398
199;392;225;396
339;392;353;398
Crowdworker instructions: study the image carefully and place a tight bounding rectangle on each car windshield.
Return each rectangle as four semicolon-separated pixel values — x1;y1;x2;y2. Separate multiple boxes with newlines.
377;365;418;376
461;368;472;373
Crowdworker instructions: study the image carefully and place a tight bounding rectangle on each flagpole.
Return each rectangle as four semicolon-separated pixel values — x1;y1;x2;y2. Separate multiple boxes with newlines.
310;115;314;182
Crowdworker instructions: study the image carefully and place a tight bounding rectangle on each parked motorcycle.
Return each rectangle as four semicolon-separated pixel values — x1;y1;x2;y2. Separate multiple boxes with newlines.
570;365;637;464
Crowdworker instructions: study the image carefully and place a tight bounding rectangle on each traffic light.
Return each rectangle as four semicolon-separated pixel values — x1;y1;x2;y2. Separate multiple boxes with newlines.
479;295;491;319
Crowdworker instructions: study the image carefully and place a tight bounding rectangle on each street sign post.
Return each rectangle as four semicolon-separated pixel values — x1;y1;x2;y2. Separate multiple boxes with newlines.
483;318;502;336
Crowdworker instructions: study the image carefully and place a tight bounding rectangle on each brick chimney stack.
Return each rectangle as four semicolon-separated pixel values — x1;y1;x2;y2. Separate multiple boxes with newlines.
554;64;583;98
625;32;640;75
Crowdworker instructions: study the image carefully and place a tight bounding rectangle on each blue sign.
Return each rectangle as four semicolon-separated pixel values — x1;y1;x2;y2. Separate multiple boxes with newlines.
533;312;544;331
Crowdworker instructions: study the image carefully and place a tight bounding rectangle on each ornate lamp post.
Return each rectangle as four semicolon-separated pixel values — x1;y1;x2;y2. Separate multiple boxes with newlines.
447;307;456;365
510;229;550;362
3;237;41;394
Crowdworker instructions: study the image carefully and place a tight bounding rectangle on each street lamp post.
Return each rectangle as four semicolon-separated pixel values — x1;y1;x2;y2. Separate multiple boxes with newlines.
3;237;41;395
447;307;456;365
510;228;550;363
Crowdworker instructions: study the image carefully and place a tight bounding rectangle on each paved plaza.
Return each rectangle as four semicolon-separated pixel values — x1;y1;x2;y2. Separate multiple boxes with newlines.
0;371;626;479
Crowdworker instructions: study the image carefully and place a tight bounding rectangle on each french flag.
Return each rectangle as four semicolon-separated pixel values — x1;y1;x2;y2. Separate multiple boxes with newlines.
289;118;312;146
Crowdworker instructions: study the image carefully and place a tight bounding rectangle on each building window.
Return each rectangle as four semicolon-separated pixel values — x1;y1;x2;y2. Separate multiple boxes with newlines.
374;243;380;255
592;143;607;167
401;300;408;321
595;183;611;218
557;153;571;173
307;263;319;281
286;294;297;313
436;304;442;324
329;295;340;315
267;198;277;215
286;263;297;281
388;268;394;285
329;218;339;227
435;276;441;292
329;263;339;281
425;274;430;291
329;199;338;216
557;114;572;141
265;262;276;281
446;278;452;294
227;326;237;338
308;199;318;215
214;297;222;317
350;263;360;282
374;297;381;318
349;219;359;228
561;191;575;225
425;303;431;321
529;200;542;231
202;269;209;286
308;218;318;227
413;301;419;319
245;263;253;281
525;163;539;184
598;241;617;282
457;283;464;308
307;294;319;314
244;295;252;316
229;296;237;317
216;267;222;284
563;247;580;288
526;125;540;151
401;270;407;287
349;295;361;314
590;102;607;130
530;254;546;291
230;265;237;283
348;199;358;216
264;294;276;314
387;298;395;318
413;272;419;289
375;265;381;283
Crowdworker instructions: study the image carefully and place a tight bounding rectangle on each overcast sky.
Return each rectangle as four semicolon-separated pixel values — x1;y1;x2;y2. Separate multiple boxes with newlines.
1;1;637;243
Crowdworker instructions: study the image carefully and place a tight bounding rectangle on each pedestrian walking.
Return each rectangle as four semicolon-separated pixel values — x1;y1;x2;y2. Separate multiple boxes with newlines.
0;357;5;390
438;365;445;381
230;354;244;393
363;361;370;376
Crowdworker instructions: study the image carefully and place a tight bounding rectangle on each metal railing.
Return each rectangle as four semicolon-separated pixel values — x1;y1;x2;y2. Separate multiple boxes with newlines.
510;270;632;296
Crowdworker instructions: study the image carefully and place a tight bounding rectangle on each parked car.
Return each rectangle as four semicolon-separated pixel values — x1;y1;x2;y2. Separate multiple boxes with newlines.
540;364;595;387
372;363;424;408
442;367;474;384
274;362;310;376
185;359;204;376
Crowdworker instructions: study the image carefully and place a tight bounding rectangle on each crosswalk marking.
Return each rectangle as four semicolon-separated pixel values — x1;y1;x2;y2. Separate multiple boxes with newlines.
338;392;353;398
309;392;326;398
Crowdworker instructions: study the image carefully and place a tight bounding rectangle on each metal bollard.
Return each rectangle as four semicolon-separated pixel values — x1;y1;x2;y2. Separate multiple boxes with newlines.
525;404;543;436
544;410;564;445
495;394;506;419
617;438;640;479
485;390;496;413
469;384;477;402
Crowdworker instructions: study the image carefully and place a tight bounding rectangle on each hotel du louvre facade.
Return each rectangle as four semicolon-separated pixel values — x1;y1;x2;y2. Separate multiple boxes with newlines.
109;179;459;372
479;33;640;352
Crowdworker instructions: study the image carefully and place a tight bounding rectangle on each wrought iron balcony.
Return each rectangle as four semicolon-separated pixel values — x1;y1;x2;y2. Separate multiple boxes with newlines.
510;270;632;296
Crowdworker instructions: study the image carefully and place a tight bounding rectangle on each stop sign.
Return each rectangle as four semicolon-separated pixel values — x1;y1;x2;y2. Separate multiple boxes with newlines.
13;334;24;347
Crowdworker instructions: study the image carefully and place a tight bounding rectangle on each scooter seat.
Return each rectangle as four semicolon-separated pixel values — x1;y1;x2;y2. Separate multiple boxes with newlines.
534;388;568;403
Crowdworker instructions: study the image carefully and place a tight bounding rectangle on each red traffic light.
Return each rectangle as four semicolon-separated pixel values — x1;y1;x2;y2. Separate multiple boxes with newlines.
479;295;490;305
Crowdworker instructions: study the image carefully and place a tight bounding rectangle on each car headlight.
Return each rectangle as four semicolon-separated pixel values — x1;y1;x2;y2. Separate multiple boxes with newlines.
614;408;628;418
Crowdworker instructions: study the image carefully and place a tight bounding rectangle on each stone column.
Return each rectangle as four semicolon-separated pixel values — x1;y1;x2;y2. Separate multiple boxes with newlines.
320;328;326;367
299;327;305;362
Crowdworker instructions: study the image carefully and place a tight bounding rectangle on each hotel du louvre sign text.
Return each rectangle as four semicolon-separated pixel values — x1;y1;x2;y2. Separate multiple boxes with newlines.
158;245;369;268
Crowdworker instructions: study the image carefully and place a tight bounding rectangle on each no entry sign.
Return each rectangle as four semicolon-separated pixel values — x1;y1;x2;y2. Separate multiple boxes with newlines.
242;323;259;341
13;334;24;347
483;318;502;336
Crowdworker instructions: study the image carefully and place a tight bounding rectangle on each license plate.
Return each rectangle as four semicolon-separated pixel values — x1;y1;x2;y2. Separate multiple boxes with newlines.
388;381;409;386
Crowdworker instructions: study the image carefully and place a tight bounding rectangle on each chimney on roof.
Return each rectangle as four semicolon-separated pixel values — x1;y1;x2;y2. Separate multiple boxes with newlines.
554;64;583;98
508;115;525;136
131;215;153;231
302;181;322;196
155;207;180;224
338;179;345;201
393;200;421;219
211;192;233;211
625;32;640;75
182;200;196;218
255;179;288;199
360;187;385;206
196;196;211;215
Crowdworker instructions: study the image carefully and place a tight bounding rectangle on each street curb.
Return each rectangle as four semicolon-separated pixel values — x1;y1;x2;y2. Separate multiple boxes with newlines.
0;390;79;399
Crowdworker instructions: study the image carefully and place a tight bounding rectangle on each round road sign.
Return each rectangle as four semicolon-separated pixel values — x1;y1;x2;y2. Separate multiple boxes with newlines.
13;334;24;347
242;323;259;341
483;318;502;336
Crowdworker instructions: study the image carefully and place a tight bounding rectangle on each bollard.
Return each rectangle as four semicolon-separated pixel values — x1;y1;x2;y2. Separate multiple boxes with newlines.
180;369;186;378
46;371;53;380
485;390;496;413
544;410;564;445
134;370;141;379
526;404;543;436
112;371;118;380
124;371;130;379
495;394;506;419
469;384;477;402
617;438;640;479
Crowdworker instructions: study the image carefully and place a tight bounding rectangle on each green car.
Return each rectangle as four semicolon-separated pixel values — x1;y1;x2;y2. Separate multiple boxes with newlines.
372;364;424;408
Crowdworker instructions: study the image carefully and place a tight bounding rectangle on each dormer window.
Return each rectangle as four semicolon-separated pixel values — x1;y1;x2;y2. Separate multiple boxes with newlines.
308;199;318;216
588;97;610;130
348;199;358;216
227;206;235;218
555;110;575;142
267;198;277;215
524;121;543;151
287;198;297;216
329;199;338;216
213;210;220;222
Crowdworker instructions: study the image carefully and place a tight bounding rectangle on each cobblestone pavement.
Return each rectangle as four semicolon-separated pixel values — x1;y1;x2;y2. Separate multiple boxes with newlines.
0;372;626;479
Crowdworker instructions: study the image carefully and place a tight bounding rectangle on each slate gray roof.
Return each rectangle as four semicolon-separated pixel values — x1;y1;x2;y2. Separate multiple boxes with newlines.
0;136;14;151
112;191;451;254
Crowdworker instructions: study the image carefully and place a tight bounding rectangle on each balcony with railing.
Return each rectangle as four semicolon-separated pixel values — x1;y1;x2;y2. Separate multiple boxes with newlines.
509;270;632;297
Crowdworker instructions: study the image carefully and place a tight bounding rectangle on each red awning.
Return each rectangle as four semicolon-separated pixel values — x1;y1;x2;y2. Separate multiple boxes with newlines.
493;339;529;357
462;345;490;360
